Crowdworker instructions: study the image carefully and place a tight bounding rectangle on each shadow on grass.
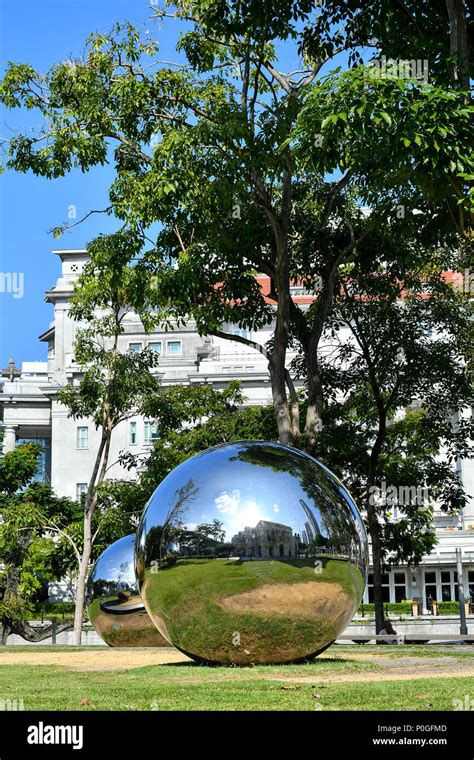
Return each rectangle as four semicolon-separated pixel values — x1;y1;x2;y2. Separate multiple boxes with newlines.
161;656;353;669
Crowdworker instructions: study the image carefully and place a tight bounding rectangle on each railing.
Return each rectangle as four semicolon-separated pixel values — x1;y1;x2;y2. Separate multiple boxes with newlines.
339;633;474;643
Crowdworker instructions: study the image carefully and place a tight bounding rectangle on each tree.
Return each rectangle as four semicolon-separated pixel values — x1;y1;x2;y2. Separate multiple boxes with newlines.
57;228;162;644
123;383;277;499
0;2;437;448
304;0;472;93
296;1;473;243
1;0;471;619
306;262;473;631
0;442;78;643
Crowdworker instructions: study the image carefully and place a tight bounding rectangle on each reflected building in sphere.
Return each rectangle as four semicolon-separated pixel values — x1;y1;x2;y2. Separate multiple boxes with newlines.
231;520;298;559
87;534;169;647
136;441;368;665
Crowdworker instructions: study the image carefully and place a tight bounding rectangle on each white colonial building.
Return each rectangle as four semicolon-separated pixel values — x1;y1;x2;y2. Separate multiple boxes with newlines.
1;249;473;610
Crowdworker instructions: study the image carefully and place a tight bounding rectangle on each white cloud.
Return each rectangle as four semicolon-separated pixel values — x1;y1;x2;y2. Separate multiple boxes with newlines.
215;489;240;516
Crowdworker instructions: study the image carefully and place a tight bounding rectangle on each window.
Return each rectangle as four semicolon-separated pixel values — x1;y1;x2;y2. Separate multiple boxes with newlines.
76;483;87;501
442;570;459;601
166;340;182;356
226;324;251;340
424;569;459;604
148;341;162;354
368;573;390;603
77;427;88;449
130;421;137;446
290;285;311;297
424;571;437;602
393;571;407;603
469;571;474;600
144;421;159;443
128;342;143;353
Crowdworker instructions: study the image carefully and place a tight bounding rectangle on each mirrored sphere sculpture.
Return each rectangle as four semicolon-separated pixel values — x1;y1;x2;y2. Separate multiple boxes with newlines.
87;534;169;647
136;441;368;664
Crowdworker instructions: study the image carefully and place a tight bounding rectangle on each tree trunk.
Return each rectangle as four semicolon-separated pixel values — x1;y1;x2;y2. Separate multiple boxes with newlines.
365;411;388;637
72;429;111;645
72;509;92;645
445;0;471;93
303;252;343;448
304;349;324;450
271;227;294;446
8;619;73;643
0;547;73;643
270;361;294;446
366;501;386;636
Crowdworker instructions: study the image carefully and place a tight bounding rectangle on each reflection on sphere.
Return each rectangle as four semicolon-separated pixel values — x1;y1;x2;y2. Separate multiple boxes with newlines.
136;441;368;664
87;534;169;647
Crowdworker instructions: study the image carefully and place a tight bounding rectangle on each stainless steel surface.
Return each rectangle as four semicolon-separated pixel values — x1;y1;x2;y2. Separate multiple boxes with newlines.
87;534;169;647
136;441;368;664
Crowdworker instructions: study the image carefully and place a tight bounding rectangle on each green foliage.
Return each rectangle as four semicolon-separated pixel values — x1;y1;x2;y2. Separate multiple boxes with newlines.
136;393;278;498
293;67;473;240
438;602;467;614
0;445;79;633
0;441;42;494
358;602;413;615
303;1;473;87
26;602;76;620
298;262;474;567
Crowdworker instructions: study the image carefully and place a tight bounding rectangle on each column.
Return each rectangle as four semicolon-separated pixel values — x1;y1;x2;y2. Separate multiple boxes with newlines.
3;425;17;453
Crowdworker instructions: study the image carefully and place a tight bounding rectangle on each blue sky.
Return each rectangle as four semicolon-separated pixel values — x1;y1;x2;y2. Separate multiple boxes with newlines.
0;0;181;366
0;1;353;368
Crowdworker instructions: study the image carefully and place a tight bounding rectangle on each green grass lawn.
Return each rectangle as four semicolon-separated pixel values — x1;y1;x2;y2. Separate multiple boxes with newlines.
1;646;473;711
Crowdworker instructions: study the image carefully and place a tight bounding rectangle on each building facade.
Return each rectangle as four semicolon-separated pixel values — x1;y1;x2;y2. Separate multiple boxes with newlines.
231;520;298;559
1;249;473;610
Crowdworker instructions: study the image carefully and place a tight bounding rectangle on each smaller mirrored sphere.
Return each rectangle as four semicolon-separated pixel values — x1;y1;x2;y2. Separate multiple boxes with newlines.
87;534;169;647
136;441;369;665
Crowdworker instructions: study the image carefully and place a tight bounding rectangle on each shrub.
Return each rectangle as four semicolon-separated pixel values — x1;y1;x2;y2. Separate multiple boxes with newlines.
438;601;462;614
27;602;75;619
357;602;412;615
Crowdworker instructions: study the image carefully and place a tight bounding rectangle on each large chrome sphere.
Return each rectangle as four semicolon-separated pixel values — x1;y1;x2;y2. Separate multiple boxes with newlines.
87;534;169;647
136;441;368;664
